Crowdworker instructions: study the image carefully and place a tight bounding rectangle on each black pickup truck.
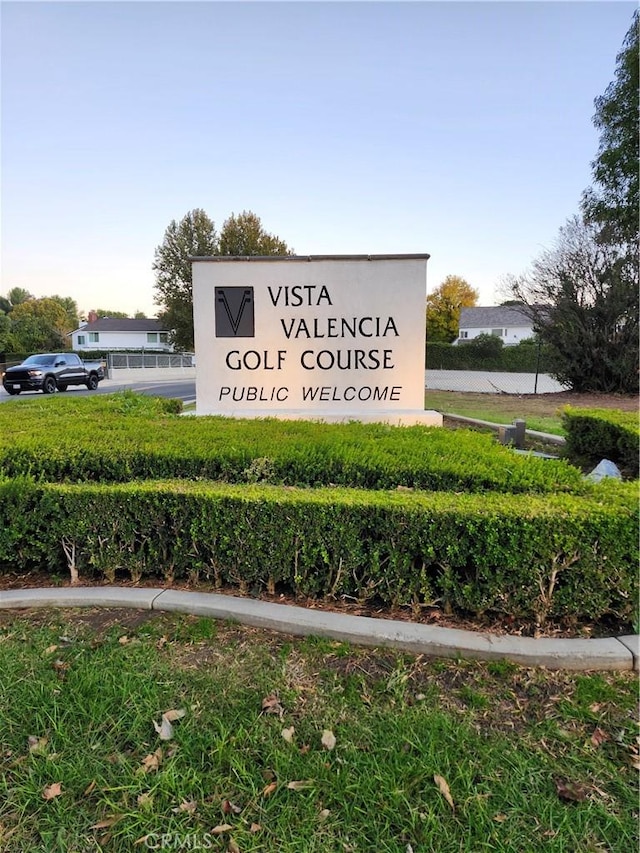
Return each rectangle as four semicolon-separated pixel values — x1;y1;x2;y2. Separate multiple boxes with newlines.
2;353;105;395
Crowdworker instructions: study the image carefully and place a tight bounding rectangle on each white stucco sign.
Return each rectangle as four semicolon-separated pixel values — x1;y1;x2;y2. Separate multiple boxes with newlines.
192;255;441;424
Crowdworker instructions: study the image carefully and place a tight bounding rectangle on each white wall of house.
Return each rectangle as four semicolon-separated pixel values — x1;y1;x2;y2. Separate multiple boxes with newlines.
456;325;534;346
71;330;173;351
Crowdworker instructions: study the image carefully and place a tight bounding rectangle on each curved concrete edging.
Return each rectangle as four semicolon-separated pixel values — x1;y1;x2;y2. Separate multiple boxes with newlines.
0;587;637;672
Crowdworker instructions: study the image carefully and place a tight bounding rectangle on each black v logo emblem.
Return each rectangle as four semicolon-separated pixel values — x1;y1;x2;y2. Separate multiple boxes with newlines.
215;287;255;337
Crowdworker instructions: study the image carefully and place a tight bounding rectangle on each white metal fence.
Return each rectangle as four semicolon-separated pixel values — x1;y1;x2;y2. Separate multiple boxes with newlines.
107;353;195;371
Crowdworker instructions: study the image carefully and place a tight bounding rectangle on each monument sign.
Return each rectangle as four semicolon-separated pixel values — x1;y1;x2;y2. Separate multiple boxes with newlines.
192;254;442;425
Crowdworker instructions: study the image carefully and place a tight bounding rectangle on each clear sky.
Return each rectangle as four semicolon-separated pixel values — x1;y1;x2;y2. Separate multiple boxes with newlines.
1;0;636;318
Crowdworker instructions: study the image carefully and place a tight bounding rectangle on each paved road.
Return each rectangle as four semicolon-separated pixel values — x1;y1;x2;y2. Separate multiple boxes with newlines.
0;377;197;405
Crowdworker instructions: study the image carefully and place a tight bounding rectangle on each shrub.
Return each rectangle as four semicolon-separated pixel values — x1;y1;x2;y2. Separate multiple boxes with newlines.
0;394;585;494
426;338;554;372
562;407;639;477
0;478;636;626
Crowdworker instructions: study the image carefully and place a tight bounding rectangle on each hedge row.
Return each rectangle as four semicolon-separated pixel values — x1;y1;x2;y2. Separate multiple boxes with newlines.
426;340;554;373
1;477;636;626
562;407;640;478
0;393;586;494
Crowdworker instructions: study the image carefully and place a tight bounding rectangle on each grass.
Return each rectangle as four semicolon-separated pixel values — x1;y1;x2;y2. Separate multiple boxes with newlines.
0;609;637;852
424;389;638;436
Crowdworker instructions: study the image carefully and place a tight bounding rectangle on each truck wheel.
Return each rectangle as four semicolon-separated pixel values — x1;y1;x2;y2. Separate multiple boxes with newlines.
86;375;99;391
58;384;68;392
42;376;57;394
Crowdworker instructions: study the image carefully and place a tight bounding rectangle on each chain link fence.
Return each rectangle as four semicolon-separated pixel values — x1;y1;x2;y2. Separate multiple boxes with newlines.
425;369;568;394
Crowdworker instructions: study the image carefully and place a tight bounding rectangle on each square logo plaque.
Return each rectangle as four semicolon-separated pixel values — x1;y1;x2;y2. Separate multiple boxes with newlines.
215;287;255;337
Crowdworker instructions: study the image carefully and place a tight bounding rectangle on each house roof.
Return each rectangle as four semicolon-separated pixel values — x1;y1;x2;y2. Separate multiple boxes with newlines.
459;306;533;329
73;318;168;334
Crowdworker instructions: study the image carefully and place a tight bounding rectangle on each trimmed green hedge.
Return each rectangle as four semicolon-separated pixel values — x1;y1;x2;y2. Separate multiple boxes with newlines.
426;340;554;373
0;393;585;494
562;407;640;477
0;477;636;626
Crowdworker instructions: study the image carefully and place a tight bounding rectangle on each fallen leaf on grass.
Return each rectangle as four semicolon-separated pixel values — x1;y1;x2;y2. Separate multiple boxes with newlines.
28;736;48;755
433;774;455;810
250;823;261;833
153;708;187;741
173;800;197;814
43;645;58;655
261;694;284;717
137;792;154;808
262;782;278;797
140;748;163;773
590;727;609;748
90;815;123;830
555;779;590;803
228;840;240;853
42;782;63;800
222;799;242;815
83;780;97;796
163;708;187;722
287;780;314;791
211;824;233;835
118;636;130;645
281;726;295;743
321;730;336;751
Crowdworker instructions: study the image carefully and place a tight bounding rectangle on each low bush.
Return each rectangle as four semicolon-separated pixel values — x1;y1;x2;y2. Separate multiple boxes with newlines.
0;393;586;494
562;407;639;477
0;477;636;626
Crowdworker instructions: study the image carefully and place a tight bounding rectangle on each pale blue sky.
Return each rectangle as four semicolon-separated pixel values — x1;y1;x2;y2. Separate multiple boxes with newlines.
1;1;636;317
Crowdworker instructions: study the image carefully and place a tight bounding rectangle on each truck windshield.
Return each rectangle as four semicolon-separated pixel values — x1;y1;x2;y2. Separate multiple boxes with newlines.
22;355;57;366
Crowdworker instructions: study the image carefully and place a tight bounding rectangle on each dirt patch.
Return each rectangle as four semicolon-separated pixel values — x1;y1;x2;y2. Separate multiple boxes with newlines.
0;570;630;639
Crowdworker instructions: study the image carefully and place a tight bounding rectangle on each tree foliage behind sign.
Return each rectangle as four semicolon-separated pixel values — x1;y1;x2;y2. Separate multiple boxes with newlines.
581;10;639;248
511;218;638;393
153;208;292;350
152;209;218;351
426;275;479;343
219;210;291;257
509;13;638;395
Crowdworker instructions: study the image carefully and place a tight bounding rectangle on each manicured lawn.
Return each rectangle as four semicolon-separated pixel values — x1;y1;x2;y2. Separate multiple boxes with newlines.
1;610;637;852
424;389;639;436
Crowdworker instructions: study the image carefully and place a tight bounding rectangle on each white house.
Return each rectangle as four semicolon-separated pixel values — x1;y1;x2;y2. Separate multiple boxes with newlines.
455;306;535;346
69;318;173;352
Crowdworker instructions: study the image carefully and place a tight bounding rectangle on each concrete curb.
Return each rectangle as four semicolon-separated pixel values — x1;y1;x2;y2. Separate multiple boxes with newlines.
442;413;566;445
0;587;636;672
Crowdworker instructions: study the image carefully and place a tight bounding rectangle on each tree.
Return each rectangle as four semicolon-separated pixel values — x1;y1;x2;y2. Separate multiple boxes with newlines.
465;332;504;359
5;297;70;354
153;209;293;350
219;211;291;256
7;287;33;307
510;217;638;393
581;11;639;248
0;296;11;315
152;209;219;351
93;309;131;319
49;295;79;335
426;275;479;343
0;314;10;353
